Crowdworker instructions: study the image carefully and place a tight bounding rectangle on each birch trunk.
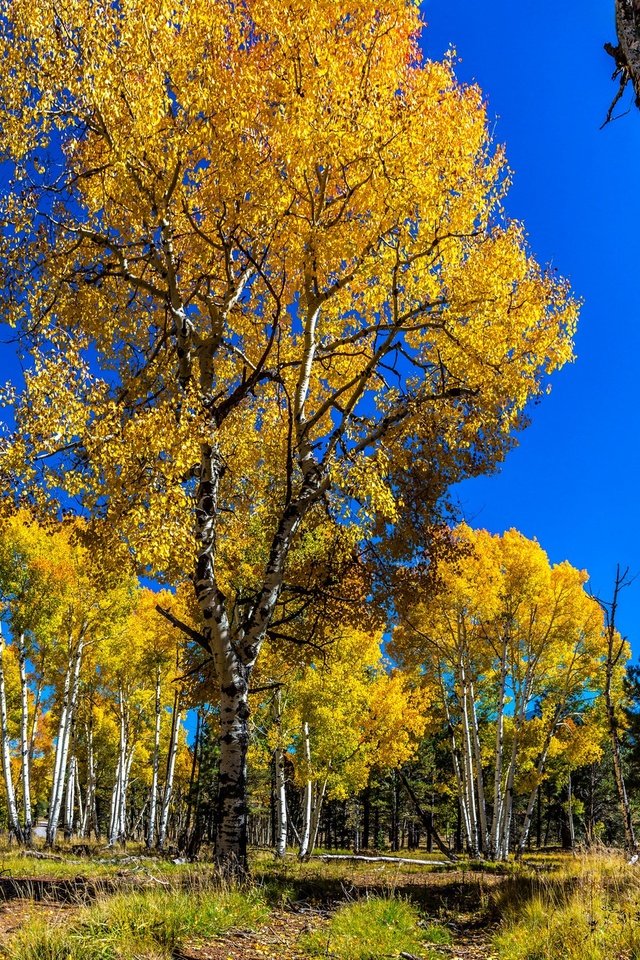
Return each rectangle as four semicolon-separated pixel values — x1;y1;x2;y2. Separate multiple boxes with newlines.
489;638;508;859
108;773;121;845
193;405;324;870
310;778;328;853
82;718;99;839
442;688;472;851
47;634;84;845
119;747;135;845
147;665;162;849
516;706;563;856
298;722;313;858
17;633;32;844
64;754;76;839
158;690;181;849
109;688;131;846
458;652;479;856
214;674;250;867
272;690;287;858
29;675;43;761
467;674;488;853
0;625;23;842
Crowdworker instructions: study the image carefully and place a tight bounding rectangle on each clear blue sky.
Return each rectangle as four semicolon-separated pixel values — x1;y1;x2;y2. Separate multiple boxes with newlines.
423;0;640;649
1;2;638;647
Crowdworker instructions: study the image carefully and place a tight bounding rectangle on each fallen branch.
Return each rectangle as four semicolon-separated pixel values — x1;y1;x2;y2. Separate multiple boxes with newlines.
21;850;66;862
314;854;450;867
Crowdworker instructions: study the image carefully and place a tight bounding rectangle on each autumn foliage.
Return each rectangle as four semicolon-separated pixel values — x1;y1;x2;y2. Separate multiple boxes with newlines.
0;0;583;868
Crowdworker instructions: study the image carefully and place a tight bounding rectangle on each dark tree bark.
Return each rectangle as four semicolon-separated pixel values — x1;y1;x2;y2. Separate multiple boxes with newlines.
601;566;637;853
362;787;371;850
399;772;456;861
605;1;640;121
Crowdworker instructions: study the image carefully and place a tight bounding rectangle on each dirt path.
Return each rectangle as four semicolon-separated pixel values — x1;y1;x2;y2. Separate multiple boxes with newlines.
178;906;329;960
448;925;498;960
177;908;498;960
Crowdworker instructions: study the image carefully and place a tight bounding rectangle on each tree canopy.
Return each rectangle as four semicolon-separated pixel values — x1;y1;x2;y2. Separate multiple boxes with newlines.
0;0;577;870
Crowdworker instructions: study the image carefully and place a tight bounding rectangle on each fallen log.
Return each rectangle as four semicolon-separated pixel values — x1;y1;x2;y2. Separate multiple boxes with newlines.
314;854;450;867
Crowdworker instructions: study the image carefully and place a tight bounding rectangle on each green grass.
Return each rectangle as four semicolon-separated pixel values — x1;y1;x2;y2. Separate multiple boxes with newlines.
299;896;451;960
4;887;270;960
493;854;640;960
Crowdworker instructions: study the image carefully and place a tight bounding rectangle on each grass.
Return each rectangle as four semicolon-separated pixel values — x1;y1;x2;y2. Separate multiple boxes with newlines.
299;896;451;960
4;887;270;960
4;842;640;960
493;853;640;960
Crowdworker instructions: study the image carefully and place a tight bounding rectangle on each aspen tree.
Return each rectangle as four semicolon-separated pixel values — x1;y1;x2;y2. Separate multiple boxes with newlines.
394;525;612;860
0;0;577;870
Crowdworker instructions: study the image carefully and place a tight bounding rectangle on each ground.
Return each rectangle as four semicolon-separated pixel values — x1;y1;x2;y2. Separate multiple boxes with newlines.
0;846;633;959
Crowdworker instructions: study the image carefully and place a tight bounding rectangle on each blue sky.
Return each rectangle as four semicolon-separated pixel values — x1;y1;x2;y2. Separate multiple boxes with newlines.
1;2;639;649
423;1;640;648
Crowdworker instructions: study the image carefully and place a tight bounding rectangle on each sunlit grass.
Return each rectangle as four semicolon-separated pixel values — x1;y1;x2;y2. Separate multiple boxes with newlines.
4;887;269;960
299;896;451;960
494;853;640;960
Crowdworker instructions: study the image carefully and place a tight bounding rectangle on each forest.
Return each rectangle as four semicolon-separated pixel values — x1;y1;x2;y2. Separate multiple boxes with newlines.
0;0;638;958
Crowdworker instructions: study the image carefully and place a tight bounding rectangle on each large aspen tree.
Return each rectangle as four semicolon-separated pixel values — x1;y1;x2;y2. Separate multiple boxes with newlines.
0;0;576;870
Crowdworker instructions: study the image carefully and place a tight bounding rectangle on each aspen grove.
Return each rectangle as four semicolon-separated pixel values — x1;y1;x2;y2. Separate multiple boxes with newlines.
0;0;581;871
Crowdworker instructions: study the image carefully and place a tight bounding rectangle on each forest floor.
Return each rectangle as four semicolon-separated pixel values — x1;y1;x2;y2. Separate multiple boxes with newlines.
0;846;633;959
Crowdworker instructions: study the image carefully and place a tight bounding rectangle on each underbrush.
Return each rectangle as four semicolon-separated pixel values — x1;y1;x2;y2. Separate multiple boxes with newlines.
299;896;451;960
4;887;269;960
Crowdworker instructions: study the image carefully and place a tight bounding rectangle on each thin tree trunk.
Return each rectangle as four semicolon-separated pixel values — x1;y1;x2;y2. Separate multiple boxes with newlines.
399;772;456;861
29;675;43;762
489;637;508;858
147;665;162;849
310;777;328;853
272;690;287;858
0;626;23;842
440;671;472;850
516;706;563;856
82;716;99;839
47;634;84;845
458;649;479;856
158;689;181;849
17;633;32;844
298;722;313;858
181;707;201;852
109;687;129;846
64;753;76;839
467;672;488;852
603;566;637;852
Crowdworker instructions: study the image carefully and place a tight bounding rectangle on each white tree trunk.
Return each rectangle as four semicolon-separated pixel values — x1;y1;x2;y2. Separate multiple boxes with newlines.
272;689;287;858
64;753;76;838
158;690;181;849
440;673;472;850
458;650;479;856
310;778;328;853
298;722;313;858
108;775;121;845
0;625;23;842
489;638;508;859
147;665;162;849
109;687;130;845
47;634;84;845
81;718;98;838
17;633;32;844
